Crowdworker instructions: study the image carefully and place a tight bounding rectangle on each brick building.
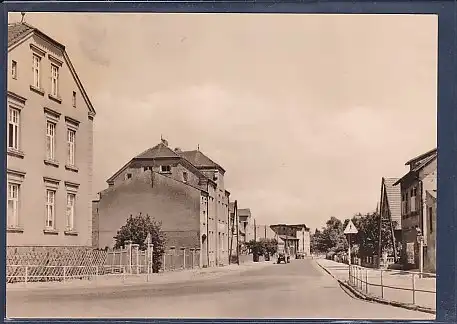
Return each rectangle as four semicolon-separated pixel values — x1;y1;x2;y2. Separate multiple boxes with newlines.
7;22;96;248
394;148;437;270
92;139;230;267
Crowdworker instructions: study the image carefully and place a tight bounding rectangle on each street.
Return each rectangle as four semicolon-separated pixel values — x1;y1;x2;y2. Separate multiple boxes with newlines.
6;259;434;319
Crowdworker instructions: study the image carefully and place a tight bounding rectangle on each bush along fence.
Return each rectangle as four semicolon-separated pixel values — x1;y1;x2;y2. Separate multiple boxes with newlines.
7;242;201;284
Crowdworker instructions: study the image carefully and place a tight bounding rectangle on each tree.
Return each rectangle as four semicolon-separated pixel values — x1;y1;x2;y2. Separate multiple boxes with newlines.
113;213;166;273
261;238;278;255
310;217;348;254
344;212;396;259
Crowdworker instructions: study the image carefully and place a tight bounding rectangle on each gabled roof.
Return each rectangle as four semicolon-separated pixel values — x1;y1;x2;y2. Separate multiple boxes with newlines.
381;177;401;230
405;148;437;166
135;142;180;159
179;150;225;173
8;22;96;116
394;148;437;186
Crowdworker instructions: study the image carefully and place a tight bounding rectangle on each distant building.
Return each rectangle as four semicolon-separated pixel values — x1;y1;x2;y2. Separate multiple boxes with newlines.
394;148;437;270
378;177;402;261
424;190;436;273
93;140;230;267
270;224;310;257
254;224;276;241
7;22;96;249
238;208;255;243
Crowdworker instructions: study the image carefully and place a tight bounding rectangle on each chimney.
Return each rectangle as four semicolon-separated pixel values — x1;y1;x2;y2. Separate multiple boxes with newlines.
161;138;168;147
174;147;182;153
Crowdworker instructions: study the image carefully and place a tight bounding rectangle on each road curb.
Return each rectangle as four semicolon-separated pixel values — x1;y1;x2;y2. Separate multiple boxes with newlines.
314;260;436;315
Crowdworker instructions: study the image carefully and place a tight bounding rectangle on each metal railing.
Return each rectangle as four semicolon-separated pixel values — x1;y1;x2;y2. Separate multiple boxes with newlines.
348;264;436;309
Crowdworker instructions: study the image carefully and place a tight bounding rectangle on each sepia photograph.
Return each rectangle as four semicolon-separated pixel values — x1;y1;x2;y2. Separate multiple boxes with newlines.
5;11;438;320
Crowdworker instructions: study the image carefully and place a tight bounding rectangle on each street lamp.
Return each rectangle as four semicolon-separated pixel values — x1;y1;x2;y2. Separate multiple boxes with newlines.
415;226;424;278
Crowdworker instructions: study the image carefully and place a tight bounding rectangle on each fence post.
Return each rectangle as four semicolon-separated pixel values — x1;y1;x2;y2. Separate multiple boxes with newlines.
123;266;126;283
170;247;176;270
412;273;416;304
380;268;384;299
190;248;195;269
365;268;368;294
25;266;28;285
63;266;66;283
163;253;166;272
182;248;186;269
126;240;133;274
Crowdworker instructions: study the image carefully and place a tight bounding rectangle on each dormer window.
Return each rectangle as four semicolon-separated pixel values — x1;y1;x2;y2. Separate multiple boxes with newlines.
183;172;188;183
160;165;171;173
125;173;132;180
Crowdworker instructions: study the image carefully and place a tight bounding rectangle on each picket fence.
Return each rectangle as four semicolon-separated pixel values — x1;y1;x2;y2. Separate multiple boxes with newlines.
7;242;201;284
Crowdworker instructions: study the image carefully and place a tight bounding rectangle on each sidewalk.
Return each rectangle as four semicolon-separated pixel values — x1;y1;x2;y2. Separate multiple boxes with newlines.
7;260;273;292
315;259;436;313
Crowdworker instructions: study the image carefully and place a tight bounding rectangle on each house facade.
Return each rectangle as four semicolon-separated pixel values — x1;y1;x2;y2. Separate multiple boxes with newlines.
394;148;437;270
425;190;436;273
270;224;309;257
7;22;96;248
378;177;402;261
238;208;255;243
254;224;277;241
92;140;230;267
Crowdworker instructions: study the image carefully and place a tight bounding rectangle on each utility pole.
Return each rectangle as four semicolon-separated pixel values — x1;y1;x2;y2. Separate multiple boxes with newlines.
254;218;257;241
235;200;240;265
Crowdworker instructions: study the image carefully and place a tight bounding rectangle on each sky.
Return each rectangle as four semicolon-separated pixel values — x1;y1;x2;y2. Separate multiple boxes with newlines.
8;13;438;231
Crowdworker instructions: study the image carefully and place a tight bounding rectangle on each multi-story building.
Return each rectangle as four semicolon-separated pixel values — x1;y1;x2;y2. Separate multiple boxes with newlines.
238;208;255;243
425;189;436;273
93;139;230;267
270;224;309;257
7;22;96;249
394;148;437;270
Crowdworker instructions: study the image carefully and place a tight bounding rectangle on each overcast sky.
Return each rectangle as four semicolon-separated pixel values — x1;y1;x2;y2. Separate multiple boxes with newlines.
9;13;437;230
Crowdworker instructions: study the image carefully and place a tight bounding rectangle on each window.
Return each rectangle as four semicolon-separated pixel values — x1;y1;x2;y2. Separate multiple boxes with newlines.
410;187;417;213
428;207;433;233
143;166;152;172
66;193;76;230
45;189;56;229
125;173;132;180
8;107;20;150
32;54;41;88
51;64;59;97
67;129;76;166
183;172;188;183
12;60;17;79
160;165;171;173
7;183;20;228
72;91;76;107
46;121;56;160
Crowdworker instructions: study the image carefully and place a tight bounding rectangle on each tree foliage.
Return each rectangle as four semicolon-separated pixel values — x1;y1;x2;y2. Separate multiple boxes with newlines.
245;238;278;255
113;213;166;273
311;212;398;259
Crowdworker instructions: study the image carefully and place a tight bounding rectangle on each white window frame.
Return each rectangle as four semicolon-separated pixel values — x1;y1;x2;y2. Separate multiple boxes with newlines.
51;63;59;97
64;181;79;233
67;128;76;166
160;165;171;173
66;193;76;231
7;183;20;229
45;189;56;230
8;107;20;151
12;60;17;79
32;53;41;89
44;177;60;231
46;121;56;161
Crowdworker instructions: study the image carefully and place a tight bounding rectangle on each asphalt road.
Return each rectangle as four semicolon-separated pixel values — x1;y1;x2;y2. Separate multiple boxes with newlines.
6;259;434;319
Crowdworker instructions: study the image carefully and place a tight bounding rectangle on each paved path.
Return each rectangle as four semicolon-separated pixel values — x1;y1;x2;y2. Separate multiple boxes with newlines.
7;259;434;319
315;259;436;310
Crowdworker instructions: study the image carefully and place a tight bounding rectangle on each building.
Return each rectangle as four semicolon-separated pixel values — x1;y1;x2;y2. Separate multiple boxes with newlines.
270;224;309;258
228;201;239;262
393;148;437;270
7;22;96;249
424;190;436;273
92;139;230;267
378;177;402;261
238;208;255;243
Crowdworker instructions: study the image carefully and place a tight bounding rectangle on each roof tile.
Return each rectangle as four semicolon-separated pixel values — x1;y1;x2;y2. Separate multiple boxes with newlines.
383;178;402;230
